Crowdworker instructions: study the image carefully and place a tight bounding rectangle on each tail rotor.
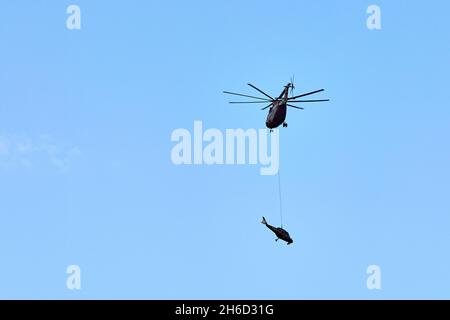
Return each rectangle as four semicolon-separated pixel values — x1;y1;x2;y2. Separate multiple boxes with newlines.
290;75;295;97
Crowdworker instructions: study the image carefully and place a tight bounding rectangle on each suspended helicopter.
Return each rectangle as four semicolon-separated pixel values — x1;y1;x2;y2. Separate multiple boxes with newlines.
261;216;293;245
223;79;329;131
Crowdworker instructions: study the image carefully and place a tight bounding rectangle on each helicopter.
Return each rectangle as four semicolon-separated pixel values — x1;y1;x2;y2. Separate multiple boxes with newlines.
223;80;329;130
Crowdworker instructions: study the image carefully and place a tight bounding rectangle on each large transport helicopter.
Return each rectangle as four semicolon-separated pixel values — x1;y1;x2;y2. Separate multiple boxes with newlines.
223;80;329;131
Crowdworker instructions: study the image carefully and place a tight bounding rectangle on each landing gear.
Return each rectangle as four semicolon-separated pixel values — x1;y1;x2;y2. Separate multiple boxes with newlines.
275;238;279;242
282;122;288;128
269;129;273;133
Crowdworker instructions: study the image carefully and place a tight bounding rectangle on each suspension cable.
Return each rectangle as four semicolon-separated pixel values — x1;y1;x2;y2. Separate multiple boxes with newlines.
278;169;283;228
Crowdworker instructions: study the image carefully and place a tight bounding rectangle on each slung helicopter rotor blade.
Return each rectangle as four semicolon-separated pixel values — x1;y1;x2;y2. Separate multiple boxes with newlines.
223;91;272;101
261;102;273;110
287;104;304;110
229;101;273;104
288;99;330;103
288;89;324;100
247;83;274;100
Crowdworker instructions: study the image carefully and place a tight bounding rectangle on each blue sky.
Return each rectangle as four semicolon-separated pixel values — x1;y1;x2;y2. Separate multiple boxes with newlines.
1;0;449;299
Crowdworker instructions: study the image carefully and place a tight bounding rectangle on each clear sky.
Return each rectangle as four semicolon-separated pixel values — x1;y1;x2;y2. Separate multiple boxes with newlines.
1;0;449;299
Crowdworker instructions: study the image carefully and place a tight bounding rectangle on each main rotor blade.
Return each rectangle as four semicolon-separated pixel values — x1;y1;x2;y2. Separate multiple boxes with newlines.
247;83;274;100
288;99;330;103
261;102;273;110
223;91;272;101
288;89;324;100
287;104;304;110
229;101;272;104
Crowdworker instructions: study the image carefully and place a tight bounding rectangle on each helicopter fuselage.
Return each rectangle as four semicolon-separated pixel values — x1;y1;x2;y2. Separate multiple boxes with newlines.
224;81;328;130
265;100;287;129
